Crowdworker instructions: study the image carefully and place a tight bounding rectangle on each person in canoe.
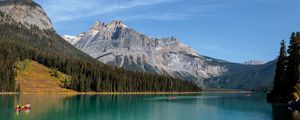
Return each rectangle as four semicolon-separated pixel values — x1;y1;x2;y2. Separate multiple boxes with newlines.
24;104;31;109
16;104;21;109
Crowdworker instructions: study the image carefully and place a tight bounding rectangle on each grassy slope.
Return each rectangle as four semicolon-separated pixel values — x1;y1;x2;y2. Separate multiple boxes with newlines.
15;60;76;94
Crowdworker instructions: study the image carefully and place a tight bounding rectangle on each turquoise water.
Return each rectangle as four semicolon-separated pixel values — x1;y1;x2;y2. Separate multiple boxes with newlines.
0;93;296;120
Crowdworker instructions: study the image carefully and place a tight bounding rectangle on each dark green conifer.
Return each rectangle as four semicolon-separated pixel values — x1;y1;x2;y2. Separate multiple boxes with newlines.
269;32;300;103
288;32;300;99
267;40;287;102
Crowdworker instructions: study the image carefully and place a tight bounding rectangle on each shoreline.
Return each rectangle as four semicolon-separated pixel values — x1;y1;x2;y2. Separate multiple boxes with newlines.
0;90;255;95
0;92;20;95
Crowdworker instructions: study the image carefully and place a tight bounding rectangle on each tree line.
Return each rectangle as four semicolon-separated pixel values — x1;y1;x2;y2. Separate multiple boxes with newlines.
0;12;201;92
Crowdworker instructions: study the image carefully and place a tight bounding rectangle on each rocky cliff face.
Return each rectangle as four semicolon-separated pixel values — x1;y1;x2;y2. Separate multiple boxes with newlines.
0;0;53;30
63;20;275;90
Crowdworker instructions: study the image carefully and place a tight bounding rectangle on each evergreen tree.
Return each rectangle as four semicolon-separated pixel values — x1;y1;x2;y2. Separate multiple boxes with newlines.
286;33;300;95
288;32;300;99
267;40;287;102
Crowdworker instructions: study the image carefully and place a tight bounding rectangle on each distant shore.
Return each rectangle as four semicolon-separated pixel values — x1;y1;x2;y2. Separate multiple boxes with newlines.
0;92;19;95
0;90;253;95
0;92;202;95
202;88;253;93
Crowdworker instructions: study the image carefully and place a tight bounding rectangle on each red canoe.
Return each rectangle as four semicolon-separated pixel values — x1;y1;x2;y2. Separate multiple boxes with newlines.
16;107;30;111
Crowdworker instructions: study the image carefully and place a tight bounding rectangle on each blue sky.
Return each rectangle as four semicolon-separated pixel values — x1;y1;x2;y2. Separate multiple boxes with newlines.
35;0;300;63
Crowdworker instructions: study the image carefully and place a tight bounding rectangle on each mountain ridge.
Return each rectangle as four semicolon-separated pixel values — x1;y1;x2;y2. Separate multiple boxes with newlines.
63;20;275;91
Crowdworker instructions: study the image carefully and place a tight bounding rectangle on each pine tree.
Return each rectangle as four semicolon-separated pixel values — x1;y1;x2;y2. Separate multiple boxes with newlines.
289;32;300;99
286;33;300;94
267;40;287;102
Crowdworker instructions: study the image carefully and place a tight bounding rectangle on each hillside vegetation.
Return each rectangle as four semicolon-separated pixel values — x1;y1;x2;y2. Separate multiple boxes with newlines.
15;59;76;94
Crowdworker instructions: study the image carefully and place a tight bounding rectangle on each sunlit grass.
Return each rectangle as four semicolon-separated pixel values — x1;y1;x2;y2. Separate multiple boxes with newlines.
15;59;76;94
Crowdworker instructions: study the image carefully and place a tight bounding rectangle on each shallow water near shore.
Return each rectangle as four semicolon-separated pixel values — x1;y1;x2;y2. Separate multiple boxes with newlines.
0;93;297;120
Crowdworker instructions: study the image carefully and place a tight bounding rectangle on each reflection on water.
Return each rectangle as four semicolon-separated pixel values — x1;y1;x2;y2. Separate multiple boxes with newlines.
16;109;30;116
0;95;15;120
292;111;300;120
272;103;300;120
1;93;299;120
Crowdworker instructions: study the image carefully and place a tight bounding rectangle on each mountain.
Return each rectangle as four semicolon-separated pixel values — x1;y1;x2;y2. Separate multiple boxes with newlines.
205;60;275;90
242;60;266;65
0;0;53;30
66;20;227;84
63;20;275;91
0;0;201;92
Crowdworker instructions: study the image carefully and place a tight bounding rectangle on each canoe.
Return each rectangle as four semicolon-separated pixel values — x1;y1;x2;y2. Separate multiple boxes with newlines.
168;96;176;100
16;107;30;111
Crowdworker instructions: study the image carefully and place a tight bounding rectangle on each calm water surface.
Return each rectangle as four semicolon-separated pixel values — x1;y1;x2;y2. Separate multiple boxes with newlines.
0;93;297;120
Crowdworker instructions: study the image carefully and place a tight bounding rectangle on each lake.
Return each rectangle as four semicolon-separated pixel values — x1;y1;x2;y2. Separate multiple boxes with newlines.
0;93;297;120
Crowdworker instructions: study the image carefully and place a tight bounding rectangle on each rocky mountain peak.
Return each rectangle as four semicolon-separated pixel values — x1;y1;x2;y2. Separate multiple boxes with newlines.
63;20;228;84
91;20;127;31
110;20;127;27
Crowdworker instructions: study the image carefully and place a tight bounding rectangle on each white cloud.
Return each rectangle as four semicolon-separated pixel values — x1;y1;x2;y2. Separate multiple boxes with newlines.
116;13;190;21
38;0;179;22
